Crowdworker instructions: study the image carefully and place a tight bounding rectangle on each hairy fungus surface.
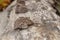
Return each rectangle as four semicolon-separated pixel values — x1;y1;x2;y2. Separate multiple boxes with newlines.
16;0;28;14
14;17;34;30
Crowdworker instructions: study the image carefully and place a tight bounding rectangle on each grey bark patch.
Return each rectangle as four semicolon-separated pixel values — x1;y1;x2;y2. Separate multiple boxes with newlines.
0;30;23;40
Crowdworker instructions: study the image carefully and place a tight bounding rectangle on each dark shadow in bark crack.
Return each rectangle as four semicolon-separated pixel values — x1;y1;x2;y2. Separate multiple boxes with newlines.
52;0;60;16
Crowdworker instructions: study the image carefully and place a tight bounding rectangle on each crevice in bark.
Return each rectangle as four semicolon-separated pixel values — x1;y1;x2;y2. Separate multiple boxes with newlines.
52;1;60;16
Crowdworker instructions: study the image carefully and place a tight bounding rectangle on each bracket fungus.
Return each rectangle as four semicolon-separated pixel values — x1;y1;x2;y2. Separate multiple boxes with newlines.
14;17;34;30
16;0;28;14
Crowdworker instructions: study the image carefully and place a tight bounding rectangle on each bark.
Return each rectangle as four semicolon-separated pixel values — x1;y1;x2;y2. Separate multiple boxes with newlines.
0;0;60;40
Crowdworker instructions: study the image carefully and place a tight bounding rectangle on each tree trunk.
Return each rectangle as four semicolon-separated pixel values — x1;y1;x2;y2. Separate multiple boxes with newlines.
0;0;60;40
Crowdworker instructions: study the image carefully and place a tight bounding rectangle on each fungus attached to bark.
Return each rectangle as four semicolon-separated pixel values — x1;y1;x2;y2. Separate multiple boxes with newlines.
16;0;28;14
16;6;28;14
14;17;34;30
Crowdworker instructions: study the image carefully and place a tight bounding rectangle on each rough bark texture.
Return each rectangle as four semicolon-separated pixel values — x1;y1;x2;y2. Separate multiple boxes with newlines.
0;0;60;40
